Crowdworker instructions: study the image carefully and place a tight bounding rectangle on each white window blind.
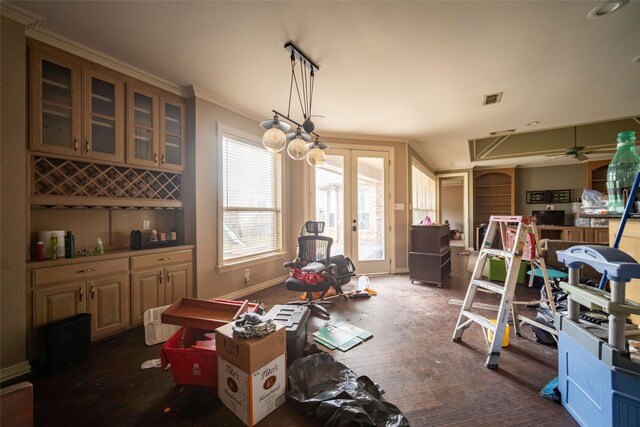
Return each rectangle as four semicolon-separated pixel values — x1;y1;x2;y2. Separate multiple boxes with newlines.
222;135;281;262
412;165;435;224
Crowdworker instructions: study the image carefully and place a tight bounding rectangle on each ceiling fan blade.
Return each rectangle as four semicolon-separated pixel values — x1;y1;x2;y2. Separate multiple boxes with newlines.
543;153;568;157
576;153;589;161
582;148;617;155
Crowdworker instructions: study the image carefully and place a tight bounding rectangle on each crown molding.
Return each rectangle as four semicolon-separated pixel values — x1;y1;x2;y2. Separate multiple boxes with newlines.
2;3;187;97
0;2;45;30
188;85;264;121
408;139;437;171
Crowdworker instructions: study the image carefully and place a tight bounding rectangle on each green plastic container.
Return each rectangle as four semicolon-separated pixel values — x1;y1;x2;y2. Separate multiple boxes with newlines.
486;257;529;284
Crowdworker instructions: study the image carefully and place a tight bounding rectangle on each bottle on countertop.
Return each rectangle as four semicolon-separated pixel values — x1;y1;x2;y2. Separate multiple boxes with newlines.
35;241;45;261
95;237;104;255
49;234;58;260
607;131;640;213
65;231;75;258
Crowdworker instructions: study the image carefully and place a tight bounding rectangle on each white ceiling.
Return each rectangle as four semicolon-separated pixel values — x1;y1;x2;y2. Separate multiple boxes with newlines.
7;0;640;171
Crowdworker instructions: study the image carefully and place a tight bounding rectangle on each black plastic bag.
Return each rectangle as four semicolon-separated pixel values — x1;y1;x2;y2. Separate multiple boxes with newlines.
287;353;410;427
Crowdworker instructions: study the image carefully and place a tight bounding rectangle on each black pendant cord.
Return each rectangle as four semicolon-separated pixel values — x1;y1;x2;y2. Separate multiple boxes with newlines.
308;70;314;119
287;57;295;118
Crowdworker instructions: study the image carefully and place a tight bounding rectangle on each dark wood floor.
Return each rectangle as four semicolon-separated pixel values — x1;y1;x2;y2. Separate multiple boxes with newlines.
25;248;578;426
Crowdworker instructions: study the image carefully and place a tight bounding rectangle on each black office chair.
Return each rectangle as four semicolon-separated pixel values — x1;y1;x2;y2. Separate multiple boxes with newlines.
284;221;343;318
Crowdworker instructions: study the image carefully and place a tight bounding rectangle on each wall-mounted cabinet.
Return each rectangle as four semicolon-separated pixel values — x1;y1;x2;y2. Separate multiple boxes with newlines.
29;42;125;163
473;168;515;225
127;85;187;171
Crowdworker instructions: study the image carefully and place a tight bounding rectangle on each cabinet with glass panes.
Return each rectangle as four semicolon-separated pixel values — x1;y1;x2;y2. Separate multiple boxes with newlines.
127;85;186;171
29;40;124;163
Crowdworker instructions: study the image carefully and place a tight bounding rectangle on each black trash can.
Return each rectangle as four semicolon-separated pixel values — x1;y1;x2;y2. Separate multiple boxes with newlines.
38;313;91;375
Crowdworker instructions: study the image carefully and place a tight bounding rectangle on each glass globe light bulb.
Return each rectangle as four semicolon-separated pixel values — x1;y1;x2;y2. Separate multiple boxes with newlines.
306;147;326;167
287;138;309;160
262;126;287;153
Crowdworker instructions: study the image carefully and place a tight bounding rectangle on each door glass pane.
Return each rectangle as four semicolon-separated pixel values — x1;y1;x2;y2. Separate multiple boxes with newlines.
315;155;344;256
91;117;115;154
164;103;182;165
42;60;71;106
357;157;384;261
133;93;153;161
91;78;115;116
42;105;72;148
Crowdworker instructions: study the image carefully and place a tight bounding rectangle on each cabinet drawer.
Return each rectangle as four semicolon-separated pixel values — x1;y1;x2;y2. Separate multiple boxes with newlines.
33;258;129;286
131;250;192;270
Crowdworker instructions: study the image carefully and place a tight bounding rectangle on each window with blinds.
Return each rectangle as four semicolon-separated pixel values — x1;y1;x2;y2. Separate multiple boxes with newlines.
412;165;435;224
221;134;281;262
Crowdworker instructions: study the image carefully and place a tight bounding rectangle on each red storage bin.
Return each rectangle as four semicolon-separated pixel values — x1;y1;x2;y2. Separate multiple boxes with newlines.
161;327;218;387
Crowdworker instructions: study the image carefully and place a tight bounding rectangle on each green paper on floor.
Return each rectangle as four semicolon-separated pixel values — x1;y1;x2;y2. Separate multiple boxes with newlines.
313;322;373;351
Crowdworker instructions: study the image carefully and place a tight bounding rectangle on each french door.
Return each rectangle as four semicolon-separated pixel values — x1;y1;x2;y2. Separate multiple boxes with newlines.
310;149;390;274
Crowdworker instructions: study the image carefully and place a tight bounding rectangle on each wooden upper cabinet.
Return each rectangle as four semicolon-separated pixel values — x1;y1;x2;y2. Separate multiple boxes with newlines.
160;95;187;171
29;42;125;162
126;84;160;168
126;85;186;171
30;46;82;156
82;67;125;162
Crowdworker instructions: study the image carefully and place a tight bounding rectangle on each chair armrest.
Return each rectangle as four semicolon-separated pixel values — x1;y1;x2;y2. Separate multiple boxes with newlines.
283;261;295;268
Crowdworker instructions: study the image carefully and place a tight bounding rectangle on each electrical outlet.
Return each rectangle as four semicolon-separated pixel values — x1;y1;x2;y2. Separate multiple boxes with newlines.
546;205;554;210
143;220;150;230
244;268;250;284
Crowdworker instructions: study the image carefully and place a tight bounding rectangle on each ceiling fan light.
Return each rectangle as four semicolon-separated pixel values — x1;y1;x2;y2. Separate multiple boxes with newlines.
306;147;326;166
262;127;287;153
287;137;309;160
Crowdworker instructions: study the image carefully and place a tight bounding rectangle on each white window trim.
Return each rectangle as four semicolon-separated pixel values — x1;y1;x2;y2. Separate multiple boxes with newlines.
216;123;283;270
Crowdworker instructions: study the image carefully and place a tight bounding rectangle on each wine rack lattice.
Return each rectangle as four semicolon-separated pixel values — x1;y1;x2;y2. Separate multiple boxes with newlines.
33;156;182;207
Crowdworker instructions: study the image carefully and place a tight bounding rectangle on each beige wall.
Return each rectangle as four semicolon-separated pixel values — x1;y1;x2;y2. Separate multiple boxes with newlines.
441;183;464;229
516;164;586;225
1;16;28;374
191;97;296;299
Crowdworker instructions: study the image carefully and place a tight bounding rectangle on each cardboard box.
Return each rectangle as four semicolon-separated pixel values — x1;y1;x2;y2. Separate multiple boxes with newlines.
215;323;286;426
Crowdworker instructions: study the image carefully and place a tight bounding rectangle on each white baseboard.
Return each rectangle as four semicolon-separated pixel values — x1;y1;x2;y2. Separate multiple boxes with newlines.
394;268;410;274
217;276;287;301
0;361;31;383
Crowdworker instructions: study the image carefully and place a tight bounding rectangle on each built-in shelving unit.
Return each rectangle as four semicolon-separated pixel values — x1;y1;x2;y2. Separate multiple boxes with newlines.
473;168;515;225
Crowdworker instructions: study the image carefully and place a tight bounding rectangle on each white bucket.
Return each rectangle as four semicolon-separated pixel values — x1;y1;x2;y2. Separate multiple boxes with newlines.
358;275;370;292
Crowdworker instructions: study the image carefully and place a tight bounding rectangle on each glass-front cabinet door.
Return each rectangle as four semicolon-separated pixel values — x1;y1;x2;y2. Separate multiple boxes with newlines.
30;48;82;155
82;69;124;162
127;85;159;168
160;96;186;171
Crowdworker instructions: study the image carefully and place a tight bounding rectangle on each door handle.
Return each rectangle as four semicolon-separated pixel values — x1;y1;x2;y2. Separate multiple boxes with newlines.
85;139;90;152
79;287;84;302
352;225;357;232
159;272;163;284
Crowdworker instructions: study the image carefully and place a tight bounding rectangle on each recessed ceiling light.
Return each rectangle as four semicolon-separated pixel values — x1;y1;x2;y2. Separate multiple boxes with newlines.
587;0;629;19
526;121;540;126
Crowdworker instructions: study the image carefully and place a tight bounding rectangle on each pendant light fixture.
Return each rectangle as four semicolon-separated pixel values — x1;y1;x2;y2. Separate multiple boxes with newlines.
260;42;328;165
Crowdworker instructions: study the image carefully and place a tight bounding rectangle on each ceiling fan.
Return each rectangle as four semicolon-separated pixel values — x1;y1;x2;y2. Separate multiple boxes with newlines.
544;128;617;161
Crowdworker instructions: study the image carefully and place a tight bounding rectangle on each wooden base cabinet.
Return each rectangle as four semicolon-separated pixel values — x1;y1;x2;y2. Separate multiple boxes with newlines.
131;250;193;325
33;272;130;342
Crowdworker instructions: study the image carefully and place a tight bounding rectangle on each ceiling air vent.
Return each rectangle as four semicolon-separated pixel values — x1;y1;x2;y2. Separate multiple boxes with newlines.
483;92;503;105
489;129;516;136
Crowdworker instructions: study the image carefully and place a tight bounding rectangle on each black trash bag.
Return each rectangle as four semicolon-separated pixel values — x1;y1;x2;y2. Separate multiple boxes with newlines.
287;352;410;427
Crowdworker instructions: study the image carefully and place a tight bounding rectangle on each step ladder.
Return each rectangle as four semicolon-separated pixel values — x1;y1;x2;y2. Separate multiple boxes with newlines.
452;215;556;369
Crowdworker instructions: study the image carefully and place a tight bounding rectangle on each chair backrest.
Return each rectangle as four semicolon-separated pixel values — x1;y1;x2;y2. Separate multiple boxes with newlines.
297;235;332;265
299;221;325;236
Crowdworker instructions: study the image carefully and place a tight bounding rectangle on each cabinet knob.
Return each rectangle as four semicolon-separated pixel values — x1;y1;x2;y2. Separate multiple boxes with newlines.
161;153;166;165
167;272;171;282
159;272;163;284
85;140;90;152
91;285;96;299
154;152;158;164
79;287;84;301
78;268;96;273
159;257;172;261
74;138;79;151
